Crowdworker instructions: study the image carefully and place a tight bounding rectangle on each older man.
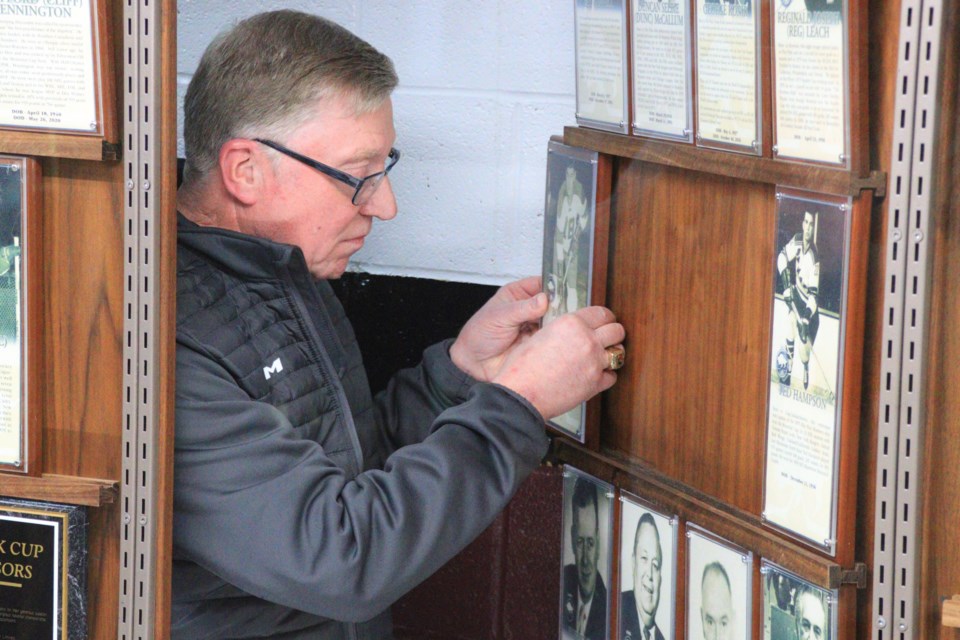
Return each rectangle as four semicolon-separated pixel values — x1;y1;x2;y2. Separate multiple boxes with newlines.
620;513;665;640
562;477;608;640
173;9;624;640
701;562;735;640
794;586;828;640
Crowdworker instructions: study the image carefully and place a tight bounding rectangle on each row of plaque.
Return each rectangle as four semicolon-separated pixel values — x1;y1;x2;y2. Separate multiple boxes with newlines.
542;140;852;556
562;465;837;640
574;0;850;166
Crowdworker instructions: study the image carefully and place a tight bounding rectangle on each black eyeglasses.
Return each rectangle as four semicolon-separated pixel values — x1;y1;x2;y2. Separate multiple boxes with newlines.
254;138;400;206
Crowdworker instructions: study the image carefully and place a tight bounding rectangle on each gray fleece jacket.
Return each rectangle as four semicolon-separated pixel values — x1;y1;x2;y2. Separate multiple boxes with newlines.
172;217;548;639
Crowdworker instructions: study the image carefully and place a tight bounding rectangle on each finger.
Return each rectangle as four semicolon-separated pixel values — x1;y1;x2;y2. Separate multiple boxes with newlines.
594;322;626;347
499;275;542;301
573;305;617;329
511;292;548;323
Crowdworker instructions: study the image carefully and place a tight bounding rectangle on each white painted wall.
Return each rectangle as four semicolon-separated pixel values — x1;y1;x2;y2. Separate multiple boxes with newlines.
178;1;576;285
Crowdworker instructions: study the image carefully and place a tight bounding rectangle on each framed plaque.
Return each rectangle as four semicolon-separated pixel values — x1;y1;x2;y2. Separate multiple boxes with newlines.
560;466;614;640
618;493;677;640
771;0;849;165
575;0;630;133
761;561;837;640
0;499;88;640
686;524;753;640
630;0;694;142
0;156;42;476
763;189;851;554
541;141;600;442
0;0;106;134
694;0;762;154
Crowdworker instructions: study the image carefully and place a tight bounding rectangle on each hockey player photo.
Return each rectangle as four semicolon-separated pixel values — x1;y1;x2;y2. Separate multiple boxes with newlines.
763;191;849;547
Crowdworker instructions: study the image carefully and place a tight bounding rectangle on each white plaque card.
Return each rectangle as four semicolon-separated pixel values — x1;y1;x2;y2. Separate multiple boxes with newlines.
0;0;102;133
763;190;851;554
575;0;630;133
773;0;848;164
631;0;693;141
695;0;761;153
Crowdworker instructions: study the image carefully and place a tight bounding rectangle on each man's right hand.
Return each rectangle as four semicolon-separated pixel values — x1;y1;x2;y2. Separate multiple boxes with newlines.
491;306;625;420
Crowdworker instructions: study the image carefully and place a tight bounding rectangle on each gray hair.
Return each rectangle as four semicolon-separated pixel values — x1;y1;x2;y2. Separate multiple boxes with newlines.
182;10;398;185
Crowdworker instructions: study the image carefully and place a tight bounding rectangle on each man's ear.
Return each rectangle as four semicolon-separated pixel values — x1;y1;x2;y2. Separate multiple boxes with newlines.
218;139;267;205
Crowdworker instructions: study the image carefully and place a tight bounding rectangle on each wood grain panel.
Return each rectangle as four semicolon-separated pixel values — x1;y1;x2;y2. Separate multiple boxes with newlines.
41;155;123;640
601;161;774;513
919;3;960;637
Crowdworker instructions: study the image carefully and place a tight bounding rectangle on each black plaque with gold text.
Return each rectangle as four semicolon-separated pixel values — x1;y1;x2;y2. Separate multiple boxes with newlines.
0;499;86;640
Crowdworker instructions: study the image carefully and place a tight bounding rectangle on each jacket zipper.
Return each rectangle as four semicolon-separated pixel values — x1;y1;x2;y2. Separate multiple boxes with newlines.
281;266;366;477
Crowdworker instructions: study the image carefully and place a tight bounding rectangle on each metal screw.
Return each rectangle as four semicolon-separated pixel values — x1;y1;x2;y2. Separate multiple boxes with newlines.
142;180;151;191
686;531;693;539
682;128;691;136
123;514;131;524
840;204;847;212
915;230;924;242
899;623;907;632
877;617;886;629
839;153;847;163
90;121;98;131
13;460;20;467
752;140;760;150
126;180;135;190
696;134;703;142
10;165;19;173
761;511;769;520
618;121;625;128
893;230;902;242
741;554;750;564
605;491;615;499
824;538;836;546
139;515;147;525
759;565;770;575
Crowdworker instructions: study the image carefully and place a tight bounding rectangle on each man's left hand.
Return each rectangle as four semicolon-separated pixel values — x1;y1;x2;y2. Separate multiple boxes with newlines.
450;276;548;382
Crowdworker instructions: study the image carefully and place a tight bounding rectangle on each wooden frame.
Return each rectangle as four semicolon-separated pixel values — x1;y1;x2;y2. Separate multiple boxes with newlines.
0;155;43;476
0;0;118;161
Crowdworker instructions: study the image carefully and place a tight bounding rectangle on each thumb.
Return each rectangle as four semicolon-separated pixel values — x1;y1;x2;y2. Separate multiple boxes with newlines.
509;292;548;325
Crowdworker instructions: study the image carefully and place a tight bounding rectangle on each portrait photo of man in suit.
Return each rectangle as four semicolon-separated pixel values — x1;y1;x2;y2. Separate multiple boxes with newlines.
620;512;667;640
562;473;611;640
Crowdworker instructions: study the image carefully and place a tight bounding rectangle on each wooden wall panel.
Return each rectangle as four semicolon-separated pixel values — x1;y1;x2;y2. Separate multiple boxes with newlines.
41;157;124;639
602;161;774;513
919;2;960;636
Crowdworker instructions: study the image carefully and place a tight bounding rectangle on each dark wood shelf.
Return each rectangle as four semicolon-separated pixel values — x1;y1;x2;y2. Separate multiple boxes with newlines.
0;130;120;161
0;473;118;507
563;127;886;198
552;439;861;591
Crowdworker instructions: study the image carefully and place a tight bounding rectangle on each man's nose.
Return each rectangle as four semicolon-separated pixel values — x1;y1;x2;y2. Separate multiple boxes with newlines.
359;176;397;221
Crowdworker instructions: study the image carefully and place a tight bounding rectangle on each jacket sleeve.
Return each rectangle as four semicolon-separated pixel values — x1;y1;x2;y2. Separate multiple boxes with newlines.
174;344;549;623
369;339;478;453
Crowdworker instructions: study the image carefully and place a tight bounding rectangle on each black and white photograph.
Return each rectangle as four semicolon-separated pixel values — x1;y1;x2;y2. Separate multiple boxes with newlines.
575;0;630;132
618;494;676;640
560;466;614;640
695;0;760;153
764;190;849;551
686;526;753;640
772;0;848;164
541;140;599;440
0;156;24;470
762;562;835;640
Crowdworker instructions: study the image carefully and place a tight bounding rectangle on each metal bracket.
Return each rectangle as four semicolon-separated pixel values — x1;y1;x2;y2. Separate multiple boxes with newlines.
830;562;869;590
118;0;162;638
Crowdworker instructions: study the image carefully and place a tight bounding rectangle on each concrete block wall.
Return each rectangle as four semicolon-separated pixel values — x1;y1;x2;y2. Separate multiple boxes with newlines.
178;1;576;285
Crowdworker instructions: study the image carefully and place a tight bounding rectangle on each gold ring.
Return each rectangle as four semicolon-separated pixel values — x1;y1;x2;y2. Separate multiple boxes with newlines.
605;345;625;371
